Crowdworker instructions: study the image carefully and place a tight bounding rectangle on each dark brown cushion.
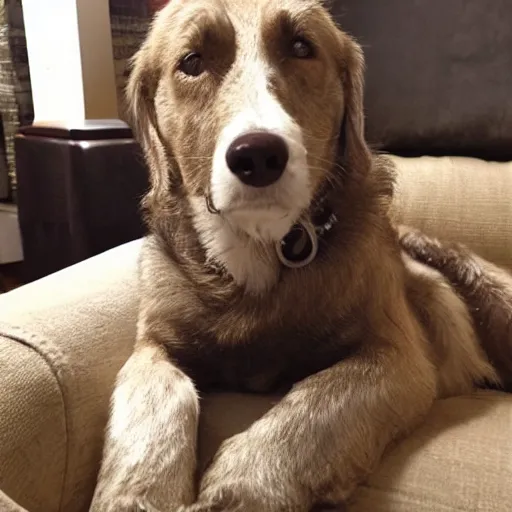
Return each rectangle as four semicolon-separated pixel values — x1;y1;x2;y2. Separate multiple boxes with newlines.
331;0;512;160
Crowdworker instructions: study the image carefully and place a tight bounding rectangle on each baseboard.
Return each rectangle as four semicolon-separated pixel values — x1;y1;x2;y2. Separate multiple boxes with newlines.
0;203;23;264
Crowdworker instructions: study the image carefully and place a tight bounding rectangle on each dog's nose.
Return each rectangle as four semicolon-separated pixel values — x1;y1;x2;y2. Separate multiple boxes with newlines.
226;132;289;187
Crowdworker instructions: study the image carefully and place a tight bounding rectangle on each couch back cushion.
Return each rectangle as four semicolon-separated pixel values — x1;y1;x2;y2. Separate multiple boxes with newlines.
332;0;512;160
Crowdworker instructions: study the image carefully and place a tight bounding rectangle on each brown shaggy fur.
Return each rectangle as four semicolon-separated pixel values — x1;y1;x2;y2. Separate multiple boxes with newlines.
399;227;512;391
90;1;510;511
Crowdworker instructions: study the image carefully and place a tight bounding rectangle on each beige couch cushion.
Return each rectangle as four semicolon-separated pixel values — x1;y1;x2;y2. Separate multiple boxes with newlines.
0;240;142;512
350;392;512;511
0;490;29;512
0;331;65;512
391;155;512;270
199;391;512;512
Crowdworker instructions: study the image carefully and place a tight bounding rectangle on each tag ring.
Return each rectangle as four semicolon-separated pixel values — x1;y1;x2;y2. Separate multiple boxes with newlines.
275;219;318;269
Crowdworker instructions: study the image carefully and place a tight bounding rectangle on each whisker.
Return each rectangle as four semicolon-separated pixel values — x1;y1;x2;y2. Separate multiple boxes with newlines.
307;163;344;174
302;131;340;143
280;134;303;147
281;133;337;148
183;162;208;177
174;155;213;161
313;155;337;165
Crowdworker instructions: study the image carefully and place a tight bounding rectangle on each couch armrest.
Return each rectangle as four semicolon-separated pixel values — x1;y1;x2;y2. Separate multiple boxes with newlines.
0;239;142;512
390;155;512;270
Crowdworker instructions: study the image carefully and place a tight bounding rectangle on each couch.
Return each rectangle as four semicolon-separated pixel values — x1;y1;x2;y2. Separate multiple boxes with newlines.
2;1;512;511
1;156;512;512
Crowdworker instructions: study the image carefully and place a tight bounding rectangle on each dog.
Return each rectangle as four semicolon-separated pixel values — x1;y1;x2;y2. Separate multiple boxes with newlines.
90;1;512;510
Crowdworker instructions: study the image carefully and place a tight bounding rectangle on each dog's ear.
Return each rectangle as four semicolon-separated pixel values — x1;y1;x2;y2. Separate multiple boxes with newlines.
126;31;175;211
126;40;160;157
338;34;372;178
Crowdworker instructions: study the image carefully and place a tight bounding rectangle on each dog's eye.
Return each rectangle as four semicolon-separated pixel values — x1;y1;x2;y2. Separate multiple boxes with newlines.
291;37;314;59
179;52;205;77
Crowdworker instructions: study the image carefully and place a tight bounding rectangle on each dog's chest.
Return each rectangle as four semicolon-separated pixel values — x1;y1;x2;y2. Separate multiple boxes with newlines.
167;320;360;393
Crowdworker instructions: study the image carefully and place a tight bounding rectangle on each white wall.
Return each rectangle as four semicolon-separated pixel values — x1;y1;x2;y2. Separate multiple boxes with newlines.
0;205;23;264
21;0;118;122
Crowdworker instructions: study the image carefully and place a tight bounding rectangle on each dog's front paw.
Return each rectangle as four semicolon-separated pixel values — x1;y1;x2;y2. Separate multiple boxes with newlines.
193;432;308;512
89;495;161;512
179;488;261;512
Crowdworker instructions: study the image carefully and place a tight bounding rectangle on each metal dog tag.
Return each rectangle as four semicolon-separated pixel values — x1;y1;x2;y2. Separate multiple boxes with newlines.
276;219;319;269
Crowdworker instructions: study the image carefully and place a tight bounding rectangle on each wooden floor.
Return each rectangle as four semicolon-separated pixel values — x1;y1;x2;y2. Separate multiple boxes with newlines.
0;262;24;293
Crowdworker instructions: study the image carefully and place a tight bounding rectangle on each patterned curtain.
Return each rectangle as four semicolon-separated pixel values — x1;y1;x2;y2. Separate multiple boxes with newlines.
0;0;32;201
109;0;153;121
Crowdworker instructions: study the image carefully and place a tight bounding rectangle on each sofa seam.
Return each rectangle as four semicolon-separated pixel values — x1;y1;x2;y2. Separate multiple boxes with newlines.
0;326;70;512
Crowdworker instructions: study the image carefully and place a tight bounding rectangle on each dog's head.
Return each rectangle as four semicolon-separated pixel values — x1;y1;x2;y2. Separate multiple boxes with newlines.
128;0;370;244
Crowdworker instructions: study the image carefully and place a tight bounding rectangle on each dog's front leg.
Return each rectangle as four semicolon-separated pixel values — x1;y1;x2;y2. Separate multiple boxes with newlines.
188;317;437;511
90;342;199;512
